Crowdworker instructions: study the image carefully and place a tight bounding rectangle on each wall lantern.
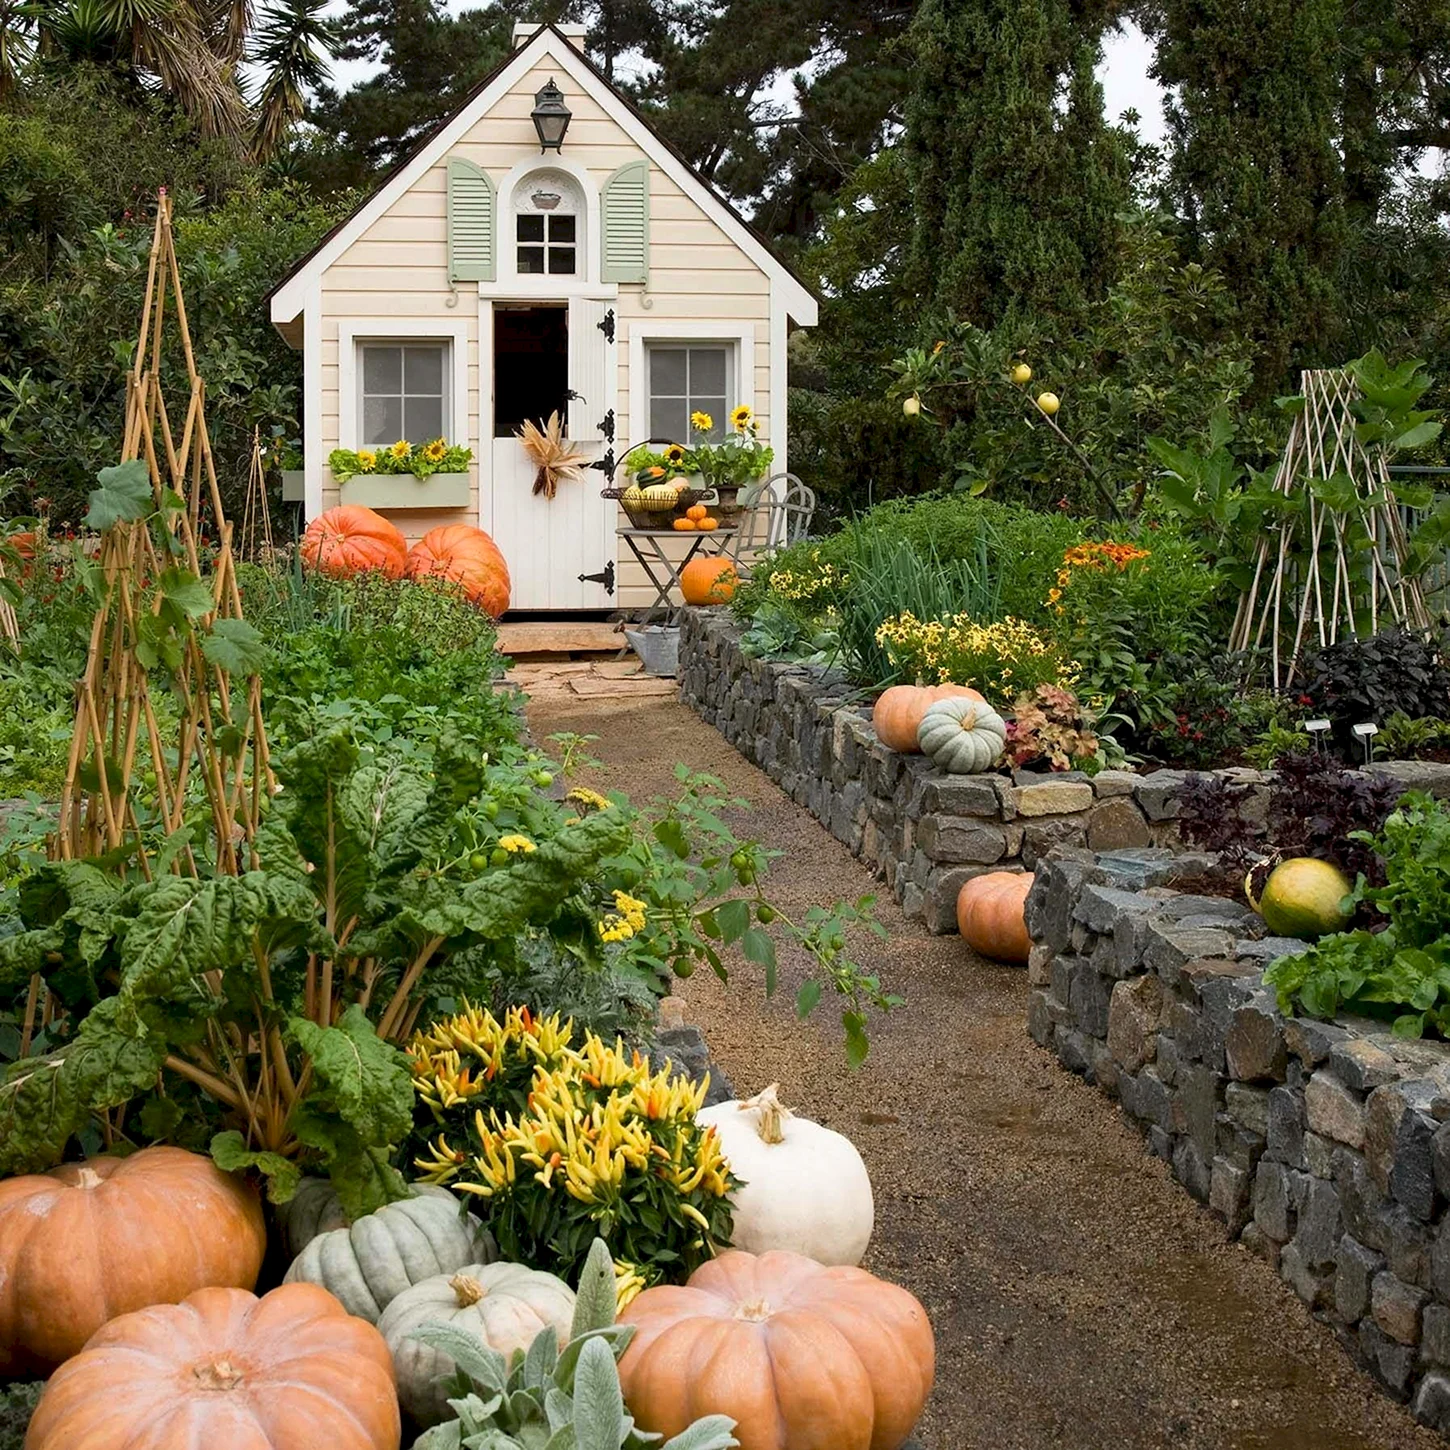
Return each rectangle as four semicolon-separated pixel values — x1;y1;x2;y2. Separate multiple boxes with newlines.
531;79;571;152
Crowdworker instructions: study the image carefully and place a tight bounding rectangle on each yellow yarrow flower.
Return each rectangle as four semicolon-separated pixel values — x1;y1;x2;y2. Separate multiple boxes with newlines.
498;834;536;854
565;786;613;813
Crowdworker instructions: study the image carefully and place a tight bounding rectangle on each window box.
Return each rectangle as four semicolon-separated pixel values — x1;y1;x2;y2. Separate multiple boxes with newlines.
334;470;471;510
281;470;306;503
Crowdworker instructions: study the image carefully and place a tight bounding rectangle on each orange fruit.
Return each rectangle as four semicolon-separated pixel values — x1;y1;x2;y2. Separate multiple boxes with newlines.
698;517;719;532
672;517;696;531
685;503;708;522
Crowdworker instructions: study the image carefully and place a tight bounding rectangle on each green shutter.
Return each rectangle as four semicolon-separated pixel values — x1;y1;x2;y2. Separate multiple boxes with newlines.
600;160;649;284
447;156;495;283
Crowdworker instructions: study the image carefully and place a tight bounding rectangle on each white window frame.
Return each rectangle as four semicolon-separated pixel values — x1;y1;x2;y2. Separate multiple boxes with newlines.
337;317;471;452
628;321;757;451
497;157;600;291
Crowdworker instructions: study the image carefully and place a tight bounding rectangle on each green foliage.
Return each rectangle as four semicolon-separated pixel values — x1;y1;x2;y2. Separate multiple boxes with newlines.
411;1239;739;1450
1266;795;1450;1037
1298;628;1450;755
328;440;473;481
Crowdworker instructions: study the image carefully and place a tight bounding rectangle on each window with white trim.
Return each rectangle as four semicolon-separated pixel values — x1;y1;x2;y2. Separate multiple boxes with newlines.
359;342;450;445
646;343;731;444
514;169;581;276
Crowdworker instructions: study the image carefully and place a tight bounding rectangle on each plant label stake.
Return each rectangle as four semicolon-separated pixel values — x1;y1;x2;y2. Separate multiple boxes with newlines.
1352;721;1379;766
1304;719;1331;754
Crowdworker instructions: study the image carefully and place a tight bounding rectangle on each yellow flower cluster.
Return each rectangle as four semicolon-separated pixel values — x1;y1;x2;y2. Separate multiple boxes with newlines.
410;1004;575;1117
497;834;536;854
565;786;613;813
767;559;847;603
415;1027;728;1212
599;889;647;944
874;612;1059;689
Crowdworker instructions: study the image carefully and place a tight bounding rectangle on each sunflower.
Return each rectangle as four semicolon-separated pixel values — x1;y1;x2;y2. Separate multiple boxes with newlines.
356;449;377;470
730;404;753;432
424;439;447;462
389;440;411;460
690;411;713;434
664;443;686;466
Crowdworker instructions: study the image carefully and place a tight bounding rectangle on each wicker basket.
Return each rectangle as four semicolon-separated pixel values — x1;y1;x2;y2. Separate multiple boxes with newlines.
602;485;710;530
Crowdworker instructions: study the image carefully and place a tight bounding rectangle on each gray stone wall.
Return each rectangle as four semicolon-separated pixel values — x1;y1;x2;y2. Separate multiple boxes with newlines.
1027;847;1450;1432
678;611;1261;933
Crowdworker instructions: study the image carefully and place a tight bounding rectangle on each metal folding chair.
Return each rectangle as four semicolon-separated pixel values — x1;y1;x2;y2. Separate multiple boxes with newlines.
723;473;816;580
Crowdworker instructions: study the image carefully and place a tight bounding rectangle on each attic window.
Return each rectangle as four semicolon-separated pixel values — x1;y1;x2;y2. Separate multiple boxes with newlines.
514;168;581;276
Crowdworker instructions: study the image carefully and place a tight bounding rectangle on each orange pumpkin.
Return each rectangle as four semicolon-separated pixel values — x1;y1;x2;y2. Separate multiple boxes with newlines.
685;503;708;522
956;870;1034;962
672;517;697;532
871;684;985;754
620;1249;933;1450
406;525;511;618
301;506;407;579
25;1283;401;1450
698;517;720;532
0;1146;266;1375
680;556;737;605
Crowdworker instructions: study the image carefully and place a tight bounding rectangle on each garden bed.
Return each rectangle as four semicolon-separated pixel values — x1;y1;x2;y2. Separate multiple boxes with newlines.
1026;845;1450;1433
679;610;1450;934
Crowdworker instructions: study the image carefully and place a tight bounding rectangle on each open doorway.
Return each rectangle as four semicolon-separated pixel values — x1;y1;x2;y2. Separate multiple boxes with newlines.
493;304;569;437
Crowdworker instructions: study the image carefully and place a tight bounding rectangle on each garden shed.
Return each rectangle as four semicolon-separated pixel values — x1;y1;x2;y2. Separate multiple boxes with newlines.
267;21;818;613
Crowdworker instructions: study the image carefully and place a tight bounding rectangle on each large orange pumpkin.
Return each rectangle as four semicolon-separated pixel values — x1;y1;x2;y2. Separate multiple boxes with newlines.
680;556;737;605
24;1283;401;1450
406;525;511;618
0;1145;266;1374
871;684;985;754
301;506;407;579
620;1249;934;1450
956;870;1034;962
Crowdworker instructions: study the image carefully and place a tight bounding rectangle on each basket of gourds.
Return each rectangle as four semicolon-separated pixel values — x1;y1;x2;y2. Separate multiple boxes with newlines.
604;446;709;528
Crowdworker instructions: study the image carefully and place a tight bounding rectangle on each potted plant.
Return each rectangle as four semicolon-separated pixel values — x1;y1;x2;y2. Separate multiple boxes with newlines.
689;406;774;520
265;430;306;502
327;438;473;509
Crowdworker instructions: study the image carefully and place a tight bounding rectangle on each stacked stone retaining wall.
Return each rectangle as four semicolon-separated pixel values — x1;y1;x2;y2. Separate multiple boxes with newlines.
1026;847;1450;1432
678;611;1448;933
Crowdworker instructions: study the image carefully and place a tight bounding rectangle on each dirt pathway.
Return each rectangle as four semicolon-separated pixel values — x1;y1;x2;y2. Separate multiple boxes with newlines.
526;678;1432;1450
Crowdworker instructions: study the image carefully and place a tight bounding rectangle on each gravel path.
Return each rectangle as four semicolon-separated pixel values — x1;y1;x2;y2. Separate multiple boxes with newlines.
527;681;1433;1450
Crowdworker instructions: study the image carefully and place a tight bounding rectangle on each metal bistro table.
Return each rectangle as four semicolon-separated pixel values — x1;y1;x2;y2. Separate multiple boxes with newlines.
620;525;737;626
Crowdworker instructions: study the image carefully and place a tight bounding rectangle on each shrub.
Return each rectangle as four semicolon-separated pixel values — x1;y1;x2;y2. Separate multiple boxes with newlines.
410;1006;735;1287
1298;627;1450;753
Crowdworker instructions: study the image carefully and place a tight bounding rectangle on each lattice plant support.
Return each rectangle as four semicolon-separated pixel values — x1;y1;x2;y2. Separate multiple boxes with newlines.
53;189;272;875
1230;367;1431;692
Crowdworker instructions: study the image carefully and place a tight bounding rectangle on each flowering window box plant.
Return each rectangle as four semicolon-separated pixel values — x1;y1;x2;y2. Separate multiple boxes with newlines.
328;438;473;509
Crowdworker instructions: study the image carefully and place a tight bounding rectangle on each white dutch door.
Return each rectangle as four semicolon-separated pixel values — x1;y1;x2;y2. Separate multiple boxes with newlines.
483;296;618;611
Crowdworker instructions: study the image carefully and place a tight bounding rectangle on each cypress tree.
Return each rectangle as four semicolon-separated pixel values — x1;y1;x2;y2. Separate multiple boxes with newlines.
903;0;1131;331
1148;0;1347;394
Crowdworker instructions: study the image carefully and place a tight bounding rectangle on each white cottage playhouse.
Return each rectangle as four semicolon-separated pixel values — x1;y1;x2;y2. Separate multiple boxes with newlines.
268;21;818;613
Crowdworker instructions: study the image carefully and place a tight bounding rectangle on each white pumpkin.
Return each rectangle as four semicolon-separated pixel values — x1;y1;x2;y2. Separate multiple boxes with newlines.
283;1188;496;1322
917;695;1007;774
378;1262;576;1426
697;1084;874;1266
275;1175;351;1258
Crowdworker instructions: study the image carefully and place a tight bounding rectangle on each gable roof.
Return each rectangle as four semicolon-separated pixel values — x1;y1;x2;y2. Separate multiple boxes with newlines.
268;23;819;327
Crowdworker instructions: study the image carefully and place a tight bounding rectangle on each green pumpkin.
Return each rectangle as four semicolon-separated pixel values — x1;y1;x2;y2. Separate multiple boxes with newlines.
282;1187;496;1322
918;696;1007;774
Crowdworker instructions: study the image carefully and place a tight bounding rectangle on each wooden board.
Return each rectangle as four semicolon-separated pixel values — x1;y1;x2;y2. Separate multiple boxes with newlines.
496;620;623;656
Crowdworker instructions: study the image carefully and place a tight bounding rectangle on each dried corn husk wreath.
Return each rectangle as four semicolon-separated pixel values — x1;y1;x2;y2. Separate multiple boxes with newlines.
518;411;590;499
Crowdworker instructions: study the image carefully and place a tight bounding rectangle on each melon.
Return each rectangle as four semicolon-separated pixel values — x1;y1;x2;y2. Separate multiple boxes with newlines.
1257;858;1353;940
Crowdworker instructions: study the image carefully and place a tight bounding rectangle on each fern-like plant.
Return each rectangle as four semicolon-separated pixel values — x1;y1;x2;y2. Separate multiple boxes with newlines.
410;1239;737;1450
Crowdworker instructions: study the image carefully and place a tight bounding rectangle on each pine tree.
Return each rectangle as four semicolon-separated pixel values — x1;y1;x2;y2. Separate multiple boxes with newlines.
1147;0;1348;394
902;0;1131;332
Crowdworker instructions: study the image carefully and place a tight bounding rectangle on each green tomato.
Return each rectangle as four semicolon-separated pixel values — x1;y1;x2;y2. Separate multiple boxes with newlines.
671;957;697;980
469;853;489;872
482;800;500;820
490;847;509;868
756;903;777;924
531;769;554;788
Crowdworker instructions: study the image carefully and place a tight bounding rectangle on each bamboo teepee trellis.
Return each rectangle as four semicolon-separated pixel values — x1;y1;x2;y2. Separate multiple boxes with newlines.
53;190;272;874
239;427;276;562
1229;368;1431;691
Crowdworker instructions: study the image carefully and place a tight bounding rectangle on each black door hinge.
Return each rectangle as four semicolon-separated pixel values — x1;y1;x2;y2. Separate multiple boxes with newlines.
597;308;616;344
578;560;615;596
588;447;616;475
598;407;615;442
